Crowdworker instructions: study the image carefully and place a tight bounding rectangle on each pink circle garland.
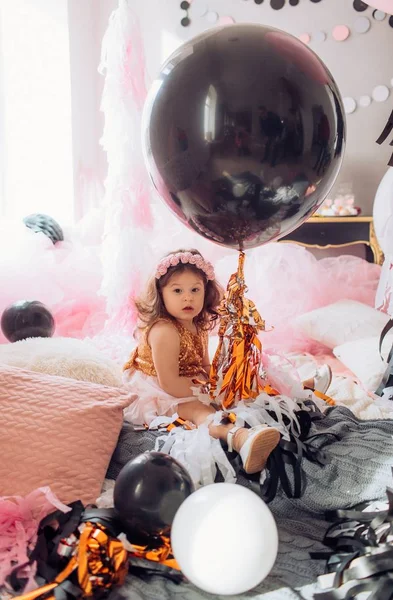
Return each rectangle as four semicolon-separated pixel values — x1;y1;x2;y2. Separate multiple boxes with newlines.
218;15;236;25
299;33;311;44
332;25;350;41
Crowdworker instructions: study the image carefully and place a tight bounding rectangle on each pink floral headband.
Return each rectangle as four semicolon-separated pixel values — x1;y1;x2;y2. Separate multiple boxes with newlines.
155;252;215;281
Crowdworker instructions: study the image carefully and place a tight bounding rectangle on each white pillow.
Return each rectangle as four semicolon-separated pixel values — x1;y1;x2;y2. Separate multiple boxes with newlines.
294;300;389;349
0;337;122;387
333;333;393;391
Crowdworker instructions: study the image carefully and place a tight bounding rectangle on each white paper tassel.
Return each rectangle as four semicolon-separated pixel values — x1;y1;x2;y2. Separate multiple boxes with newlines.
98;0;154;334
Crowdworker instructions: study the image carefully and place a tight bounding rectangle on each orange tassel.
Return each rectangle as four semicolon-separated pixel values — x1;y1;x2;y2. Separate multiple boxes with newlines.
13;523;128;600
209;252;266;409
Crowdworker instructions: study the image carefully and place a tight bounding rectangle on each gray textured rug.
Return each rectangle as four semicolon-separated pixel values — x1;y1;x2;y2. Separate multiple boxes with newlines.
107;406;393;600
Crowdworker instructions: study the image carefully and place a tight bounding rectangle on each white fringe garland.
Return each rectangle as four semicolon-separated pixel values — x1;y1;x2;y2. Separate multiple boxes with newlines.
98;0;154;334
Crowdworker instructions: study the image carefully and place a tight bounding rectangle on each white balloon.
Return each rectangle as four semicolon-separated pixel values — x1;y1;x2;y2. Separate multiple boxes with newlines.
373;167;393;256
171;483;278;595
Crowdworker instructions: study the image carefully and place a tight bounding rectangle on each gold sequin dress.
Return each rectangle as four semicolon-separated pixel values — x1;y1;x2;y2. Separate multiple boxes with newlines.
122;319;210;425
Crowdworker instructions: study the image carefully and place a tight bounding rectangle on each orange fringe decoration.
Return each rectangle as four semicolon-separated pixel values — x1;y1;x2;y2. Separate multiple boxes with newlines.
209;251;336;410
13;522;128;600
13;524;179;600
209;251;266;410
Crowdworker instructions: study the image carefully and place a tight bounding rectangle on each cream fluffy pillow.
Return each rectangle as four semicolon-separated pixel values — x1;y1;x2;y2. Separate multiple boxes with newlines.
294;300;389;349
0;337;122;387
333;334;393;391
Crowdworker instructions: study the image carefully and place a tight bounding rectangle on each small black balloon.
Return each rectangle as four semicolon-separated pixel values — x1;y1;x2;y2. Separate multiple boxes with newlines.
23;213;64;245
143;24;345;250
81;508;124;538
114;452;194;539
1;301;55;343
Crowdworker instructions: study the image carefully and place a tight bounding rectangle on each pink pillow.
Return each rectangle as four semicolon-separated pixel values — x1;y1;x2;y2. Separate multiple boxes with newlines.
0;365;135;503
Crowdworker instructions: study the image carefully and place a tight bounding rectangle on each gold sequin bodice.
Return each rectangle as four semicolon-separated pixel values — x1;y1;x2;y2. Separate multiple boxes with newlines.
124;319;207;378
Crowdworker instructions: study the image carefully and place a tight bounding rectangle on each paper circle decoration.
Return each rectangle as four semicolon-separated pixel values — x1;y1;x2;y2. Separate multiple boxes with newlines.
271;0;285;8
189;0;208;17
359;95;372;107
218;15;236;25
373;9;387;18
332;25;350;40
372;85;390;101
299;33;311;43
354;16;372;31
343;97;357;113
314;30;327;41
206;10;219;23
353;0;369;10
362;1;393;14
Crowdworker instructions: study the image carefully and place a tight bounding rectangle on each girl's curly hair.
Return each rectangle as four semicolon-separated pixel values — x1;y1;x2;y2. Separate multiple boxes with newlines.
134;249;223;334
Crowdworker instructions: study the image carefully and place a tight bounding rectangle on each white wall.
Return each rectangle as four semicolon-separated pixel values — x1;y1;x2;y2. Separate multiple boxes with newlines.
2;0;389;223
68;0;103;220
94;0;393;215
0;0;74;223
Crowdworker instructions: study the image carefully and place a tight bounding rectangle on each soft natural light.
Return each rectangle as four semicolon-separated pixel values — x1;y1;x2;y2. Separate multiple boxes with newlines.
0;0;74;223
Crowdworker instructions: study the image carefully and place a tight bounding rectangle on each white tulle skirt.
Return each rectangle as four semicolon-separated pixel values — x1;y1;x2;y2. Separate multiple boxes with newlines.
123;360;327;488
122;369;212;426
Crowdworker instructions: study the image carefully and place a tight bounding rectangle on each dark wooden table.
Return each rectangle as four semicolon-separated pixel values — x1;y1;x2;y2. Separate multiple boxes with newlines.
279;216;383;265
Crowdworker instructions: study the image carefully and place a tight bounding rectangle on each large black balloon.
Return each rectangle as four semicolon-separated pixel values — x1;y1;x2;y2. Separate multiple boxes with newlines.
1;301;55;342
113;452;194;539
143;24;345;250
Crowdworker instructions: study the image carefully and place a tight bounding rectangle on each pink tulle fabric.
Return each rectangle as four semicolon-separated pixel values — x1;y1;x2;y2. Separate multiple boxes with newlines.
0;212;381;353
0;218;107;345
215;243;381;354
376;257;393;317
0;487;70;591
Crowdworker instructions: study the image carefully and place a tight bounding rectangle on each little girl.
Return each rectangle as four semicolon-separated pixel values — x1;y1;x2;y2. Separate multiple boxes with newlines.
123;248;332;484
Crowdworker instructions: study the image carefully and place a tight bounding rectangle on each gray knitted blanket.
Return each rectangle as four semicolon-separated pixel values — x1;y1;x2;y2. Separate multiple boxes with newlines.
107;407;393;600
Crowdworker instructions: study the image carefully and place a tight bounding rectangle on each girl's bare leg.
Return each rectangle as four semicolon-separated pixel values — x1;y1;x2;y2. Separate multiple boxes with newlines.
177;401;234;441
177;400;280;474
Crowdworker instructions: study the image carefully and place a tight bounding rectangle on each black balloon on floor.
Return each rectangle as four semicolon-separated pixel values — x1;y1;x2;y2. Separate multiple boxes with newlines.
113;451;194;539
23;213;64;244
143;24;345;250
1;301;55;343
